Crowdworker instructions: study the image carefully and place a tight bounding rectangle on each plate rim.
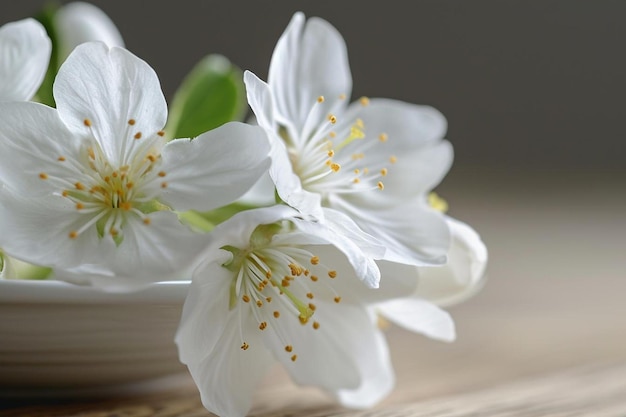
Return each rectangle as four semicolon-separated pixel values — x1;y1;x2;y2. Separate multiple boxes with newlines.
0;279;191;304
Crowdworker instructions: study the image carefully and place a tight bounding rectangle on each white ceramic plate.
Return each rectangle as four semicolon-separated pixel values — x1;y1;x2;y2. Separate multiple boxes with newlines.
0;279;190;397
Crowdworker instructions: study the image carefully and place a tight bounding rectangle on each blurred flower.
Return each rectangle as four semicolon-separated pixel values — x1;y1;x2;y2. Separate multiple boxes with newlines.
0;42;270;286
410;217;488;307
54;2;124;62
0;18;51;101
245;12;452;267
176;205;449;416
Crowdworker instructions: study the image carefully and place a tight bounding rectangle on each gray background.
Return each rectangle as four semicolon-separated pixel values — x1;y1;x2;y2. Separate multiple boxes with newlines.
2;1;624;174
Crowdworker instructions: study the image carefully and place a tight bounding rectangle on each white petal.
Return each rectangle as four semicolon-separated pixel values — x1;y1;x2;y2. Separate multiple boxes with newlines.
261;302;370;391
293;209;383;288
159;122;271;212
55;2;124;63
342;99;452;200
269;136;324;219
0;191;101;270
237;171;276;206
376;298;456;342
330;196;451;266
301;246;417;305
415;217;488;307
207;205;301;251
334;320;394;408
244;70;275;130
178;303;274;417
0;18;51;102
0;102;83;196
175;255;236;367
54;42;167;167
268;12;352;138
346;98;448;150
92;211;210;286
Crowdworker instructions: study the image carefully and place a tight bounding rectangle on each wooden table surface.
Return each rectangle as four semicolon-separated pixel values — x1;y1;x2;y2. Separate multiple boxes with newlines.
2;171;626;416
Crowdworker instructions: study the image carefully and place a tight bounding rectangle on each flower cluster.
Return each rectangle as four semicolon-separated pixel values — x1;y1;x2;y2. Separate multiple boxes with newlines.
0;5;487;417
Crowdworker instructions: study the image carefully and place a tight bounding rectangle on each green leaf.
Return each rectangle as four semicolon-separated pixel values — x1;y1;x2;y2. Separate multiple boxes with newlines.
34;2;61;107
167;54;247;140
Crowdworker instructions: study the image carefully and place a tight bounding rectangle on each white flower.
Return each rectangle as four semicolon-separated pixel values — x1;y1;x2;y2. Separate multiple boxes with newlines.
409;217;488;307
0;18;51;102
175;205;424;417
369;217;487;349
55;2;124;62
244;12;452;267
0;42;270;285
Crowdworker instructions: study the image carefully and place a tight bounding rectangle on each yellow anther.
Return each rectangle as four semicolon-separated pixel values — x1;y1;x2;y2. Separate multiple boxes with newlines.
143;218;151;225
313;321;320;330
242;295;250;303
428;192;449;213
147;154;157;162
62;190;69;197
128;119;136;125
390;155;397;164
158;171;167;177
76;203;84;210
126;182;134;189
308;303;316;311
112;172;118;178
87;147;95;160
281;279;290;287
339;93;346;100
377;181;385;190
334;296;342;303
289;263;303;276
75;182;85;190
134;132;142;140
379;133;388;142
104;176;110;183
353;178;360;183
380;168;388;176
266;297;272;303
291;354;297;362
328;114;337;124
273;311;280;318
310;275;318;282
299;316;309;325
306;293;314;299
110;228;118;237
360;96;370;106
120;202;132;211
354;169;360;174
328;270;337;279
363;168;369;174
58;156;66;162
259;322;267;330
317;95;325;103
69;231;78;239
157;130;165;137
356;118;364;129
241;342;249;350
330;163;341;172
327;150;335;157
329;131;337;138
38;173;48;180
285;345;293;352
83;118;91;127
161;182;168;188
